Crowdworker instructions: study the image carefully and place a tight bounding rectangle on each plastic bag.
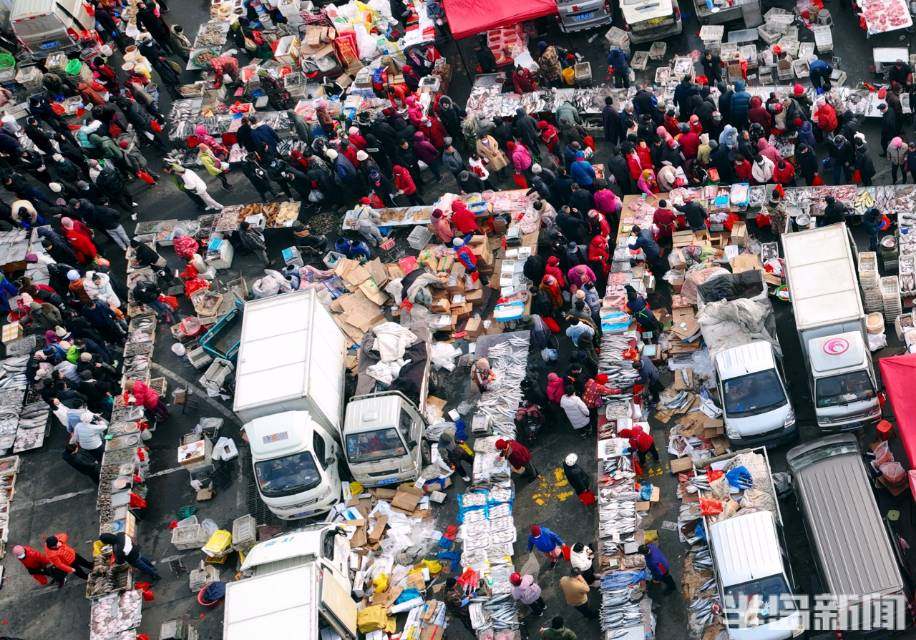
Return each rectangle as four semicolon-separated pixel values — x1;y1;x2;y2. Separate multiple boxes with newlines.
520;552;540;578
726;466;753;490
430;342;460;371
699;498;723;515
200;518;218;537
879;461;905;484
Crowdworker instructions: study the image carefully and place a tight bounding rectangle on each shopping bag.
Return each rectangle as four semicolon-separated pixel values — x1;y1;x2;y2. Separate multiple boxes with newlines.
158;294;179;311
578;489;596;506
561;544;571;561
513;172;528;189
150;119;162;133
852;169;862;184
811;173;824;186
520;552;541;579
136;169;156;185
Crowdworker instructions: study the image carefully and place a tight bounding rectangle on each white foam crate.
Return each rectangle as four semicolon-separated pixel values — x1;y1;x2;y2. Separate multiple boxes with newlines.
171;524;208;550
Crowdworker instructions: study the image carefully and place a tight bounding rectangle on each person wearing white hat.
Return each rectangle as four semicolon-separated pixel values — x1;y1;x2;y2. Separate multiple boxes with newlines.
356;150;369;163
70;412;108;462
562;453;592;504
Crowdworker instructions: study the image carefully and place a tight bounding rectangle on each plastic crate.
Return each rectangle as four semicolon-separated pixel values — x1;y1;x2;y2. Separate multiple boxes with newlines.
232;514;257;549
648;41;667;60
812;25;832;53
171;524;207;550
407;225;432;250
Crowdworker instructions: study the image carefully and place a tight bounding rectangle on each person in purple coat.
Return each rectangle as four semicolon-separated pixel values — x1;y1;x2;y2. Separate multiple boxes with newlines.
412;131;442;180
639;543;676;593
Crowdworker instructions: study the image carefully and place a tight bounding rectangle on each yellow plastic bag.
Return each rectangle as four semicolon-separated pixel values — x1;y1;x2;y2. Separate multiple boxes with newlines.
421;559;442;575
372;573;389;593
357;605;388;633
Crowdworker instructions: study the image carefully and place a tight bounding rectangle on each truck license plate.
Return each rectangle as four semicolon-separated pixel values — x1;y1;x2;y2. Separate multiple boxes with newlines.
575;11;595;21
648;16;664;25
376;477;399;486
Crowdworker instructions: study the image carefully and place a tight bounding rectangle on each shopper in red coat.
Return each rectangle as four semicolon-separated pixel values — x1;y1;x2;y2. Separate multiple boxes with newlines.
13;544;65;586
392;164;422;206
773;159;796;186
451;200;478;236
62;218;98;265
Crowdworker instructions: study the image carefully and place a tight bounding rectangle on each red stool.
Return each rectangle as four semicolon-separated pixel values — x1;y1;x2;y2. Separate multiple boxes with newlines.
876;419;894;441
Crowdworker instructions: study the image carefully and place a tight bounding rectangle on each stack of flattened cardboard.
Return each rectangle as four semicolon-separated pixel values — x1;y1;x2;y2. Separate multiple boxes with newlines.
668;304;701;354
329;258;390;347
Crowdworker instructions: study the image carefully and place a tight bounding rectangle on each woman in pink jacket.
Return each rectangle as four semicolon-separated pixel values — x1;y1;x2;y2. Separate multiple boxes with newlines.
511;142;533;174
124;379;169;422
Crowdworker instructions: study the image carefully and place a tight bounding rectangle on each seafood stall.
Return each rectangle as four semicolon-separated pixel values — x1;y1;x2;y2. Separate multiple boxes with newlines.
857;0;912;34
211;201;301;231
459;331;530;639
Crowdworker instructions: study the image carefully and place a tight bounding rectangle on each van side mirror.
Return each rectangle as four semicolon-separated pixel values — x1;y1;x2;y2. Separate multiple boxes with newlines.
325;457;336;468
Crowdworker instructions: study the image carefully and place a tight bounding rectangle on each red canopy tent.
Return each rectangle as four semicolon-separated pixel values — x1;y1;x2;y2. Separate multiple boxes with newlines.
878;353;916;468
442;0;558;40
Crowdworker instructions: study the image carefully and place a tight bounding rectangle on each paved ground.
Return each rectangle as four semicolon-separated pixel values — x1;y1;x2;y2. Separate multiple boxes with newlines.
0;1;914;638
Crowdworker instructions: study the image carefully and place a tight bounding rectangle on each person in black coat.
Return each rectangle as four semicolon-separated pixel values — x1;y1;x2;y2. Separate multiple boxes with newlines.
99;532;160;580
795;143;819;185
711;143;736;184
854;144;876;186
878;103;898;154
568;183;593;217
556;207;589;245
602;97;623;145
240;158;275;201
717;83;734;124
562;453;590;495
63;443;100;483
819;196;848;227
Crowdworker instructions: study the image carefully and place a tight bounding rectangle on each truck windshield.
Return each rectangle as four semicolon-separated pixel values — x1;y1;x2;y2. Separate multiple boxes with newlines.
723;370;787;417
254;452;321;497
723;574;796;627
815;370;875;408
346;428;407;463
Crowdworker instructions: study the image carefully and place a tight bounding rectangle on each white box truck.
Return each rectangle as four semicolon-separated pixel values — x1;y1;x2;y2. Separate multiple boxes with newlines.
620;0;683;44
224;524;357;640
234;291;432;516
233;290;347;430
781;223;880;430
697;270;795;447
695;448;804;640
787;435;909;634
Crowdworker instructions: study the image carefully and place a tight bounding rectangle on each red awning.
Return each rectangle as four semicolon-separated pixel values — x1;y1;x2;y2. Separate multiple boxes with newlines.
879;354;916;468
442;0;558;40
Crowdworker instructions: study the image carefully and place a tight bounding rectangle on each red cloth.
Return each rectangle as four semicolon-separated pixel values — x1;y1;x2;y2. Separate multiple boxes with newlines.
626;153;643;180
879;355;916;468
626;426;655;453
442;0;558;39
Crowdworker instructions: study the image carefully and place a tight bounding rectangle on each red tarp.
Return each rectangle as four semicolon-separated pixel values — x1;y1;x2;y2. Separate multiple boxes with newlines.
879;354;916;468
442;0;558;40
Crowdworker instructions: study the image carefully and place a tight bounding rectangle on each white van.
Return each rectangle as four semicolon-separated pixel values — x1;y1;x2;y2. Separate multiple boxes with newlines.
246;411;342;520
10;0;95;58
709;511;805;639
343;391;427;487
619;0;683;44
717;341;796;447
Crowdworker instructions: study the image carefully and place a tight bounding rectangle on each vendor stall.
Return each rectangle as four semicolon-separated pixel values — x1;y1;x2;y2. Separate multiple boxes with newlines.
878;354;916;469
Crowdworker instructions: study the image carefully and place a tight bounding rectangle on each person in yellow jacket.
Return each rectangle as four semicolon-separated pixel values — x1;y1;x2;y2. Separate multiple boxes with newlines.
196;143;232;190
559;569;597;619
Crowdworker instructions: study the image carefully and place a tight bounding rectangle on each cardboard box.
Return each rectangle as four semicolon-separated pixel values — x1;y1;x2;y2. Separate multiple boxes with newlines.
392;484;424;513
368;515;388;544
350;525;368;549
730;252;762;273
464;315;483;338
670;306;700;340
670;456;693;474
730;221;748;246
465;287;483;304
